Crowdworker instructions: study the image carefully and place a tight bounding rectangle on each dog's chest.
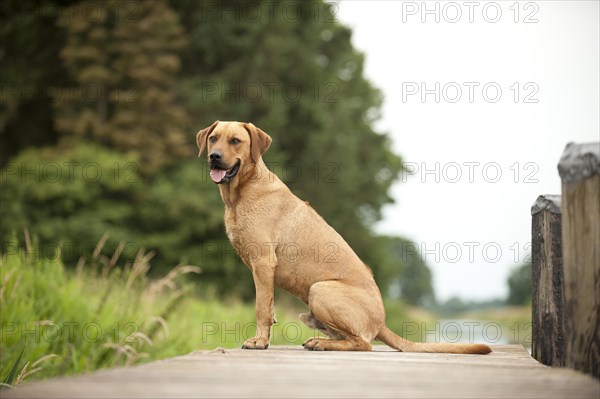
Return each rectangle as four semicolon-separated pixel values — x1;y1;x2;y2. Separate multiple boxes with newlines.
224;217;243;248
224;206;264;264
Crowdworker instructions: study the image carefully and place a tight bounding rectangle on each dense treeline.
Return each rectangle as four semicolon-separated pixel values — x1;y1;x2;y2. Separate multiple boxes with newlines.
0;0;435;304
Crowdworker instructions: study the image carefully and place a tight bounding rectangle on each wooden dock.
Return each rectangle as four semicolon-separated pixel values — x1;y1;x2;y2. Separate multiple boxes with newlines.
5;345;599;398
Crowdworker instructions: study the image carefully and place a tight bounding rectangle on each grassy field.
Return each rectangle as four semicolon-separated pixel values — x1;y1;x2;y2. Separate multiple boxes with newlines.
0;240;529;388
460;306;532;348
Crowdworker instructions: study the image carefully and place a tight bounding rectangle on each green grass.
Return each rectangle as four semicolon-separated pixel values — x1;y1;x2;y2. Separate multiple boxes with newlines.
385;300;531;348
0;239;322;387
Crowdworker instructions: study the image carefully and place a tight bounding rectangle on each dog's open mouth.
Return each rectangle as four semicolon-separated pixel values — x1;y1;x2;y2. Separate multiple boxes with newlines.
210;160;240;184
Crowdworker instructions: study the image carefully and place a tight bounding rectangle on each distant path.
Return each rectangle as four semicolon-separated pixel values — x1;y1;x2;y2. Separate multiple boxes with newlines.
6;345;600;398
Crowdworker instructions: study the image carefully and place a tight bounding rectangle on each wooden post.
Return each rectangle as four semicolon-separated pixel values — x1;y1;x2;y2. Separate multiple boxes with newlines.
531;195;564;367
558;142;600;379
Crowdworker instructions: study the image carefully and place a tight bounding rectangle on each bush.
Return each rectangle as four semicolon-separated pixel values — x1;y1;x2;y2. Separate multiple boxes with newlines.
1;143;256;298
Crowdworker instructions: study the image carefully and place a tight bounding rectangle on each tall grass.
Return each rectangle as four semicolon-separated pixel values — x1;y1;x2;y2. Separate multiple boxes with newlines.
0;235;318;387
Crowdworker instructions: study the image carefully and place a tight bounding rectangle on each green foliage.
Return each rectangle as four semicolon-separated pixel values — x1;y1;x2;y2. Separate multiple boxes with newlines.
1;143;257;297
372;236;435;306
507;262;532;306
1;143;142;263
1;344;25;389
434;297;506;317
0;0;69;164
55;0;190;175
0;242;319;384
0;0;440;306
137;159;255;298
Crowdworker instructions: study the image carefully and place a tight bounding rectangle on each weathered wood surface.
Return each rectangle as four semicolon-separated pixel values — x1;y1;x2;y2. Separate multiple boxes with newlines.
5;345;600;399
558;142;600;378
531;194;565;367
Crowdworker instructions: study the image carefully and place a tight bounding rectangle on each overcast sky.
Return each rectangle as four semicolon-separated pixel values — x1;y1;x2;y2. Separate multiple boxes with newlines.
335;1;599;301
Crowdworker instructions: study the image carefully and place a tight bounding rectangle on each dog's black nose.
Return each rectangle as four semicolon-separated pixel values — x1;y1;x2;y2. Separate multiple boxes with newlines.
209;151;222;161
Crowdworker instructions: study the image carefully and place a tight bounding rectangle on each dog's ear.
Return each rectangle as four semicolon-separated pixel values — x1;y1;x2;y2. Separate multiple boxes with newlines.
244;123;272;162
196;120;220;157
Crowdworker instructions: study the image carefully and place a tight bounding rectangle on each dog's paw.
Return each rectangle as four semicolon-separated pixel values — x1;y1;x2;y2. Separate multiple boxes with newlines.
242;337;269;350
303;337;326;351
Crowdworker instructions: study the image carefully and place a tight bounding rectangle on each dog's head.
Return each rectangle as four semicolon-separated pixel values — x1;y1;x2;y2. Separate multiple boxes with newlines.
196;121;272;184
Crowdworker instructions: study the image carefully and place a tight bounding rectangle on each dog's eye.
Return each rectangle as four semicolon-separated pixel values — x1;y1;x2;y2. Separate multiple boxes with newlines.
230;138;240;145
208;136;217;143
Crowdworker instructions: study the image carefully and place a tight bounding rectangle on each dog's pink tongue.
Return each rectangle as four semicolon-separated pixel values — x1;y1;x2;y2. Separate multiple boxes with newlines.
210;168;226;183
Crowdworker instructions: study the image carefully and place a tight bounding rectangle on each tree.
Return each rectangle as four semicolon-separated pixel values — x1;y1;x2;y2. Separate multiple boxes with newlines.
2;0;407;300
0;0;71;165
55;0;189;175
507;262;531;305
371;236;435;306
0;143;142;262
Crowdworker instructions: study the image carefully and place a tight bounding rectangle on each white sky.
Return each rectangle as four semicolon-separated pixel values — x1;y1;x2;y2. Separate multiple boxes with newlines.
335;0;599;301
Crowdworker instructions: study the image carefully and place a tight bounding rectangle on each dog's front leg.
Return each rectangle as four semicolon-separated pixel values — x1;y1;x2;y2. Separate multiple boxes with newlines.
242;261;275;349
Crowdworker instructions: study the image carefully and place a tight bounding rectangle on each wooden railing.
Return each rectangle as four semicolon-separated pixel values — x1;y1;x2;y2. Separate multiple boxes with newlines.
532;142;599;379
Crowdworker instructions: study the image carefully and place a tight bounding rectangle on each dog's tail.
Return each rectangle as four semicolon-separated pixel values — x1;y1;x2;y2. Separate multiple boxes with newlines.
376;326;492;354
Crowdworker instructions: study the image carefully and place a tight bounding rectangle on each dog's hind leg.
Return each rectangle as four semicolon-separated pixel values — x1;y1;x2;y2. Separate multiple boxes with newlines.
302;281;383;351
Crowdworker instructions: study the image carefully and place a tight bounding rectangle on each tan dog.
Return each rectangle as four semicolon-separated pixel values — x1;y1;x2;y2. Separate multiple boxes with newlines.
197;120;491;354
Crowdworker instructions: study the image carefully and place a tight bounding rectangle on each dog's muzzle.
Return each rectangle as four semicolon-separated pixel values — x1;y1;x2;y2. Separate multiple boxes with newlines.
209;160;240;184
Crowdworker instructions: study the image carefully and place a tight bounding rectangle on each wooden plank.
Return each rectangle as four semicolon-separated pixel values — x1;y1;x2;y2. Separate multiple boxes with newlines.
5;345;599;399
558;142;600;379
531;194;565;367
